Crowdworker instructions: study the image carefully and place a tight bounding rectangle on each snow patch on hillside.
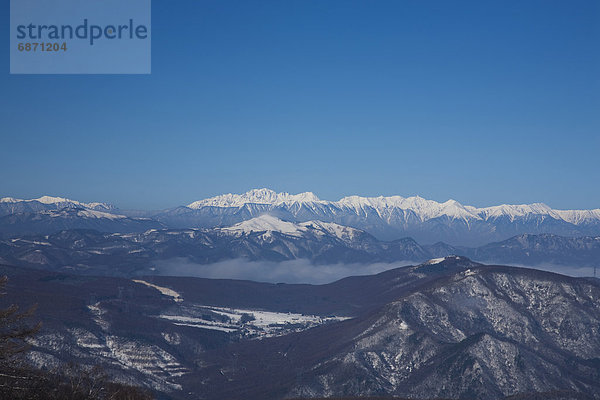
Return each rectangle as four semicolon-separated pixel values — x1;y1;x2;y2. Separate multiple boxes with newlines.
132;280;183;302
158;306;349;338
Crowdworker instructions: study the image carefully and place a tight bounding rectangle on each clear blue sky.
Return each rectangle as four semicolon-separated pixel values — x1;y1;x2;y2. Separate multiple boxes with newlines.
1;0;599;210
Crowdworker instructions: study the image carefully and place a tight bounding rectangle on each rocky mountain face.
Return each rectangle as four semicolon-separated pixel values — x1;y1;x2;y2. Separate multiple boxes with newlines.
4;257;598;400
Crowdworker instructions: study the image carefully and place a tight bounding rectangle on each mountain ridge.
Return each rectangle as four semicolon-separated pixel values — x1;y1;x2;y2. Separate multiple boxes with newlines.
3;189;600;246
185;188;600;223
0;195;115;212
187;257;600;400
5;190;600;222
1;216;598;280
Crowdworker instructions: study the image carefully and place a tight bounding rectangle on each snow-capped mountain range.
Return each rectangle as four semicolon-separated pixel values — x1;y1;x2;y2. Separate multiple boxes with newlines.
4;194;600;400
188;188;600;224
166;189;600;246
2;189;600;246
187;188;322;208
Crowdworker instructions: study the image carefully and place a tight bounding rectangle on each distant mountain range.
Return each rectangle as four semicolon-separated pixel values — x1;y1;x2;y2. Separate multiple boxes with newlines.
3;189;600;246
1;215;598;278
3;193;599;400
4;256;599;399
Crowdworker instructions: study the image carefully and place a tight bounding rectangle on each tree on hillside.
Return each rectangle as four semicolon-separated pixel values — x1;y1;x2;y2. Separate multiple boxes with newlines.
0;275;41;364
0;275;153;399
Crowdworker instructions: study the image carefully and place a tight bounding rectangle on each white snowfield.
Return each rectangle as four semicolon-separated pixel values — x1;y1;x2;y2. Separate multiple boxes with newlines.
132;280;183;302
425;257;446;265
158;305;349;338
186;188;600;224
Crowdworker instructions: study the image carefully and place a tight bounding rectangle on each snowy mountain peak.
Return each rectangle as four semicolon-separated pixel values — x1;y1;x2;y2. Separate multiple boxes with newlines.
287;191;321;203
187;189;322;208
337;194;475;221
36;195;75;205
338;195;407;209
477;202;553;220
220;214;306;236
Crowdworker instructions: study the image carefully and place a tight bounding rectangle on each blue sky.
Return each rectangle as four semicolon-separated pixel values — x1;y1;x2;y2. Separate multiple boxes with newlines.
1;0;599;210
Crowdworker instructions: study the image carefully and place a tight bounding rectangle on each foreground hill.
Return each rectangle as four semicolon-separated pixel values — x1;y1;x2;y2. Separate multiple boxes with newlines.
1;257;598;399
194;257;600;399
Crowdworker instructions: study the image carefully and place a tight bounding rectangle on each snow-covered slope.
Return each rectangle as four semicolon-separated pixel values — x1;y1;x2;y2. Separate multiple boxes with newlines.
220;215;309;237
219;214;363;242
279;259;600;400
